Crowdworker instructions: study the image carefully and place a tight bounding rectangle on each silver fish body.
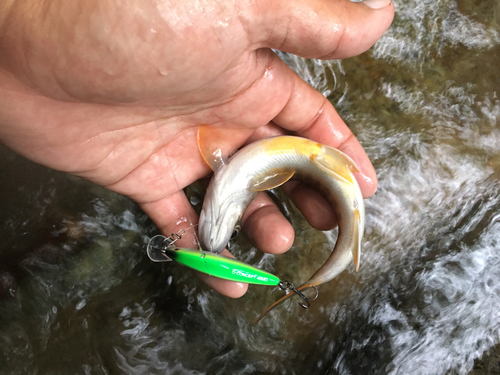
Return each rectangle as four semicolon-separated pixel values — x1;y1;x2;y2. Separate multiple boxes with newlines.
198;136;364;289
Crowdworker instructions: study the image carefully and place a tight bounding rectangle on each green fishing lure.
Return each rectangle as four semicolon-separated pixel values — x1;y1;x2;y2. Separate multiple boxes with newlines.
147;234;279;285
146;232;317;309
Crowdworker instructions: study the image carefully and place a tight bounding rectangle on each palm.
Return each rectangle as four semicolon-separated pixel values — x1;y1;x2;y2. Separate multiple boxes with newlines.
0;0;394;297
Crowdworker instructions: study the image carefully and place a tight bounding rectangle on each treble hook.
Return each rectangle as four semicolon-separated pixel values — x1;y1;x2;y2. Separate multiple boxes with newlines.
278;280;319;309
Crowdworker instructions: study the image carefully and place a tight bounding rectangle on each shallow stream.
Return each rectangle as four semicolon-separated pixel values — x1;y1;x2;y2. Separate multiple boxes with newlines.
1;0;499;374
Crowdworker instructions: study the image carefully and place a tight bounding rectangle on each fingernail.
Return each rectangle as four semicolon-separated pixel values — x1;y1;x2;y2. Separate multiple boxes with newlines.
349;0;392;10
355;172;376;199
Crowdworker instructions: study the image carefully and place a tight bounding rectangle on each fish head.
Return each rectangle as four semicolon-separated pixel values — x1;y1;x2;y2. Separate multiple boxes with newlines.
198;176;253;254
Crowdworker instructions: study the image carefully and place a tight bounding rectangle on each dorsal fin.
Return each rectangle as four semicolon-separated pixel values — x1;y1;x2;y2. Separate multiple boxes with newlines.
313;145;360;184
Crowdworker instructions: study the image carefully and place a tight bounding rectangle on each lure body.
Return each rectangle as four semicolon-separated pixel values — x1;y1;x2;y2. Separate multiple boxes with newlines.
147;234;280;286
165;247;280;286
198;135;364;300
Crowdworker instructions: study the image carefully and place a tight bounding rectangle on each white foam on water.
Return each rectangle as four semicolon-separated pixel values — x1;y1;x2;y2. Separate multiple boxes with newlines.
383;219;500;374
114;303;204;375
372;0;500;64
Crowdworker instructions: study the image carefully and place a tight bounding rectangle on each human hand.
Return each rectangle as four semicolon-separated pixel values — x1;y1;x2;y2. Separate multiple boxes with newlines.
0;0;394;297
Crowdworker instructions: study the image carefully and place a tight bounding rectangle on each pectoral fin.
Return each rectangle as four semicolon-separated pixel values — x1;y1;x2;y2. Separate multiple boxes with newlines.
197;125;257;172
197;125;227;171
249;170;295;192
314;146;360;185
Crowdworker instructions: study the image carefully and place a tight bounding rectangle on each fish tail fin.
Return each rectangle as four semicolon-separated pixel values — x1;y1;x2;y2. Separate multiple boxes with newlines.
255;284;315;323
352;209;361;272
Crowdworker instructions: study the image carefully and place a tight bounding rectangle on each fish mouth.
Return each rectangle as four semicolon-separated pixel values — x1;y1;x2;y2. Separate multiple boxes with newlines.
198;209;227;253
208;223;228;254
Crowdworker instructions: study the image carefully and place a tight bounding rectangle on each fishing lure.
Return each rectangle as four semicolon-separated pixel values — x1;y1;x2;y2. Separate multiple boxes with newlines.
147;231;317;308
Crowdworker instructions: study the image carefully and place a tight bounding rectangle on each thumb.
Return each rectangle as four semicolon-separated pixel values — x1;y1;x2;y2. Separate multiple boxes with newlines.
253;0;394;59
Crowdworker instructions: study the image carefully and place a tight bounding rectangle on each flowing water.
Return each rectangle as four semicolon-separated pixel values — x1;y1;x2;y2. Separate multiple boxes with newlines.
1;0;500;374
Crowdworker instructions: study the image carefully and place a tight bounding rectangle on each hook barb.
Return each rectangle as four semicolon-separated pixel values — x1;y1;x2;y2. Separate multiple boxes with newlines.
278;280;318;309
255;281;319;323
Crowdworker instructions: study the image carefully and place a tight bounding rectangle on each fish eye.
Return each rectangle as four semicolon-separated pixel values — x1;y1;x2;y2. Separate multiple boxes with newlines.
230;225;241;240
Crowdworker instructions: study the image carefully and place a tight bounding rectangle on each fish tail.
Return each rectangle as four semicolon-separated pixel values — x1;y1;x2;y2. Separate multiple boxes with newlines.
255;284;315;323
352;209;361;271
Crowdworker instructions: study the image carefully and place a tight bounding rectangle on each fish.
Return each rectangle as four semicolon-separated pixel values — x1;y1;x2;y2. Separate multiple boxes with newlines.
197;129;364;319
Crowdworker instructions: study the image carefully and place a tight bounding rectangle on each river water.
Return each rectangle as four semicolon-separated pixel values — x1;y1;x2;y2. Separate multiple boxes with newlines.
1;0;499;374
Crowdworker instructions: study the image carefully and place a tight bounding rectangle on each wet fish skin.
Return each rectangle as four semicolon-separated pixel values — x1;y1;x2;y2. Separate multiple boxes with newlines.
198;136;364;293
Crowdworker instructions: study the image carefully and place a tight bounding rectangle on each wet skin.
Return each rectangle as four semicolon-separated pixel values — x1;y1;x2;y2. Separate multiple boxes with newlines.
0;0;394;297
